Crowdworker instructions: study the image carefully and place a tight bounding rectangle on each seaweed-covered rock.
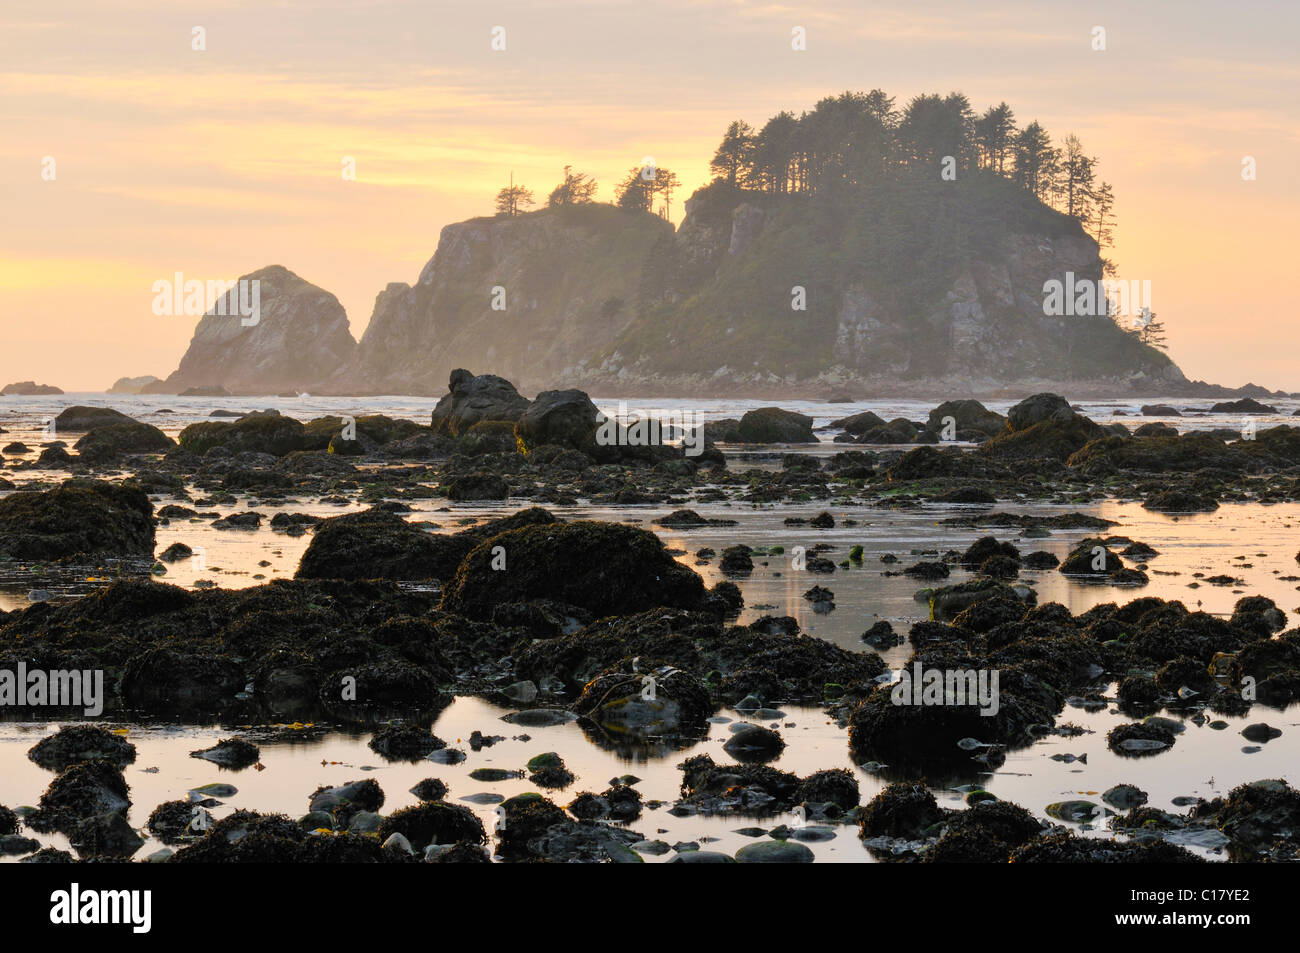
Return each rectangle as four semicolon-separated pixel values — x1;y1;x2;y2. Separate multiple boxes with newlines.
69;810;145;857
1010;829;1204;863
794;769;860;809
980;395;1104;461
0;479;154;560
1143;490;1219;513
573;660;713;739
440;521;708;619
378;802;485;851
190;737;260;768
309;779;385;823
1059;540;1125;576
1215;780;1300;853
1107;721;1175;756
444;472;509;501
28;725;137;771
859;782;943;839
297;505;557;581
927;578;1036;621
147;799;204;844
28;760;131;833
73;422;174;462
676;754;802;814
178;414;306;456
368;724;446;760
848;671;1052;767
831;410;886;436
960;535;1020;569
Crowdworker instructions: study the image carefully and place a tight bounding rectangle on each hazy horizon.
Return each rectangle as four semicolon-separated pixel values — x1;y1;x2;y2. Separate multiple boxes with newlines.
3;0;1298;391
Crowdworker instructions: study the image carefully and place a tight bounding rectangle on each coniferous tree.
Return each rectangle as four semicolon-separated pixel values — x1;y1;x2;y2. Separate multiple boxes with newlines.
710;120;756;186
1058;134;1096;221
1012;121;1060;201
974;103;1016;173
547;165;598;207
494;178;535;217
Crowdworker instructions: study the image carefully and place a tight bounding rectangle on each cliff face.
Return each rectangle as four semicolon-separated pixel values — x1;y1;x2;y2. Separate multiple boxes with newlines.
332;206;675;394
568;181;1183;393
160;265;356;395
158;184;1186;397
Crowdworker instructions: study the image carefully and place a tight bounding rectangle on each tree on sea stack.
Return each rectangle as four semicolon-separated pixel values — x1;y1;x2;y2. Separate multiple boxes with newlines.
547;165;598;207
495;174;535;217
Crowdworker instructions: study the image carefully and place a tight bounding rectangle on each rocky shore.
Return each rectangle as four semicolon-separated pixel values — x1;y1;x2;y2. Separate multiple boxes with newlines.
2;370;1300;863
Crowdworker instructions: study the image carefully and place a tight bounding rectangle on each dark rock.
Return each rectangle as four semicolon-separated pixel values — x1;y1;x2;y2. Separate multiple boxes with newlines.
190;737;261;768
73;422;174;462
735;407;817;443
28;725;137;771
430;370;532;436
178;414;306;456
440;521;708;620
515;389;601;452
1210;398;1277;414
52;406;134;432
0;479;154;560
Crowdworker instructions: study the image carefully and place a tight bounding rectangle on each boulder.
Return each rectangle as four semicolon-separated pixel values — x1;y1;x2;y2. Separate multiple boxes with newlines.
430;369;531;436
926;399;1006;437
980;393;1104;460
830;410;886;436
53;406;135;433
0;479;154;560
515;389;601;452
440;521;708;619
1006;393;1073;430
73;422;174;462
177;414;306;456
297;505;557;581
573;661;713;740
735;408;816;443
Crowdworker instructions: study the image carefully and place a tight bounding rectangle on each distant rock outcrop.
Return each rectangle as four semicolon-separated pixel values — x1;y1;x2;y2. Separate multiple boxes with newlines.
331;206;674;394
149;190;1240;397
156;265;355;395
108;376;161;394
1;381;63;396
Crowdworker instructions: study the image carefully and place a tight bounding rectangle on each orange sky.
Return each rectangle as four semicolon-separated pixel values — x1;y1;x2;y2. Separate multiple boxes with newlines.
2;0;1297;391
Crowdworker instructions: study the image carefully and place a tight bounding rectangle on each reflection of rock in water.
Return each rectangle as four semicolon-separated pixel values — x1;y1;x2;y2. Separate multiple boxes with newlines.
572;661;713;757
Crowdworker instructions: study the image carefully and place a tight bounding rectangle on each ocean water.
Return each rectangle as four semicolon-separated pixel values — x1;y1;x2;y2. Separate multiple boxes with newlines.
1;391;1299;862
2;391;1298;443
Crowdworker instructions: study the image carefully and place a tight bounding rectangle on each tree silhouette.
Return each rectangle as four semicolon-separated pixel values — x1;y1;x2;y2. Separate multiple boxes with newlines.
1012;121;1059;201
547;165;598;207
974;103;1015;173
710;120;755;186
494;175;535;217
1057;134;1096;221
